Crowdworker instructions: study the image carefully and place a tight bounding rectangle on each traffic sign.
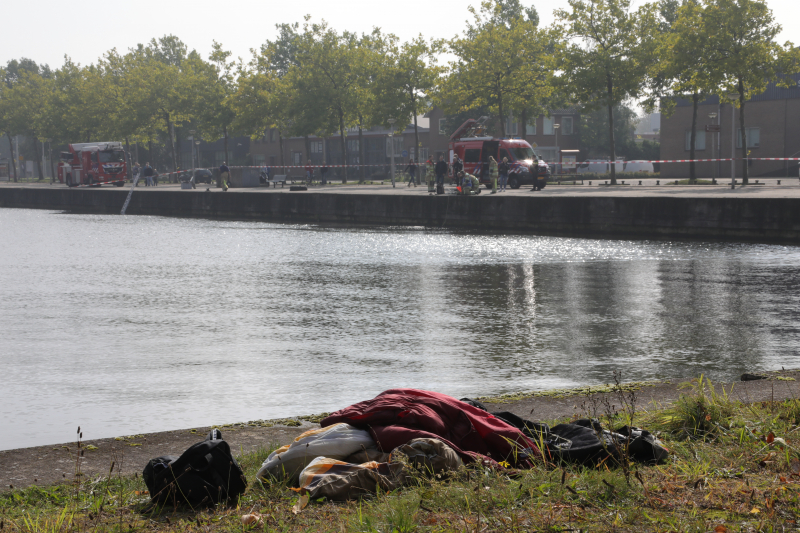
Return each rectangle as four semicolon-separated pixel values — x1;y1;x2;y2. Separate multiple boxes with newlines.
401;150;408;158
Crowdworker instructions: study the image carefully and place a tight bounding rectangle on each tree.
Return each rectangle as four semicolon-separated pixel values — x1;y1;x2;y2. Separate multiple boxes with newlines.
647;0;718;183
372;34;443;179
440;0;554;138
701;0;800;184
192;42;238;166
2;69;53;180
285;21;364;182
555;0;660;184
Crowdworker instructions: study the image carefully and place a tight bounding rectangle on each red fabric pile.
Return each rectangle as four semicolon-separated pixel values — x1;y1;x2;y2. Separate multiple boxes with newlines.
321;389;538;467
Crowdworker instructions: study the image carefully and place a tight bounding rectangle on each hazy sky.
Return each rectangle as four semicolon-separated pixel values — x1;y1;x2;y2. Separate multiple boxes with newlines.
2;0;798;70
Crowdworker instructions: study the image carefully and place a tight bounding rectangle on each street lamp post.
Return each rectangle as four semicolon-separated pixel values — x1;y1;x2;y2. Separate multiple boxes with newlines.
388;118;396;188
729;100;736;189
553;123;560;175
708;112;717;182
189;130;196;170
195;141;201;169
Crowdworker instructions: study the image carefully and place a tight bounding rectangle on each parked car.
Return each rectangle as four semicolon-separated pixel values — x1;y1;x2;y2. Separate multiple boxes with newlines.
191;168;213;184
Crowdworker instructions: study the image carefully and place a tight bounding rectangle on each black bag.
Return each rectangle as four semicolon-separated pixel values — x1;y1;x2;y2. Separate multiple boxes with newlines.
142;429;247;506
436;183;445;195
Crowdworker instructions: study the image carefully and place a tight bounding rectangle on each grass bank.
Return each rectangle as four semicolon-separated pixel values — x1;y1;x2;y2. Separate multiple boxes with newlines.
3;377;800;532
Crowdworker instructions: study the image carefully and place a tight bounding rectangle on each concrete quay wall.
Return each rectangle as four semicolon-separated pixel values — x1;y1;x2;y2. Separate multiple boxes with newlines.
1;187;799;242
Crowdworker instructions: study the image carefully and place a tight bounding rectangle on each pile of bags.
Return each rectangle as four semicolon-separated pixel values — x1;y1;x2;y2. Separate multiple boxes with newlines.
142;388;669;507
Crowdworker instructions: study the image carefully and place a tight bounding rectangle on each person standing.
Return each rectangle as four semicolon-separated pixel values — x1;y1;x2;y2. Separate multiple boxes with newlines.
305;160;314;184
219;162;230;191
451;155;463;185
404;159;417;187
488;156;498;194
499;157;509;192
435;155;448;193
425;157;435;194
320;164;328;185
143;162;153;186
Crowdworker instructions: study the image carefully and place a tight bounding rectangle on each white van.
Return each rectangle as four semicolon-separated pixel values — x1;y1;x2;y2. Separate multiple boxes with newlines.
577;161;624;174
623;161;654;173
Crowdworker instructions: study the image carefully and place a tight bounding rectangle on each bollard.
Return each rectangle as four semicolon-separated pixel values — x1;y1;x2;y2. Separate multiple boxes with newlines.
712;179;717;185
656;180;660;185
674;180;678;185
604;181;608;185
621;180;625;185
638;180;642;185
778;180;781;185
755;180;759;184
588;181;592;185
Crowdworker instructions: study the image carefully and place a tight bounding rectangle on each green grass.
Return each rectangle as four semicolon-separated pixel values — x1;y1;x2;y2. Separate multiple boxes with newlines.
3;384;800;531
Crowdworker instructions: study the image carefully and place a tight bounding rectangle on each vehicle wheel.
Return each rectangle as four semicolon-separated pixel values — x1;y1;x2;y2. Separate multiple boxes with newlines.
114;181;124;187
509;176;520;189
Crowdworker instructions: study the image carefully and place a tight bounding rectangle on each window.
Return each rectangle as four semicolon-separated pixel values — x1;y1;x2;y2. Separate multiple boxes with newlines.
506;115;518;136
310;141;323;153
464;148;481;163
253;155;265;166
215;151;226;167
418;147;429;163
543;117;554;135
684;131;706;151
737;128;760;148
500;149;512;162
269;129;276;142
385;137;403;157
526;122;536;136
561;117;573;135
439;118;447;136
292;152;302;165
347;139;359;152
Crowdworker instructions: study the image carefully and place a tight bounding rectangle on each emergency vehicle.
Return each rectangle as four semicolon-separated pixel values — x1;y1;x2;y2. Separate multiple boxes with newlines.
448;117;550;189
57;142;127;187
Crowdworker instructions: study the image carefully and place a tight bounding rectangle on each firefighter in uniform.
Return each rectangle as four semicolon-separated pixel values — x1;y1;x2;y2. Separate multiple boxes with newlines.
488;156;498;194
426;157;435;194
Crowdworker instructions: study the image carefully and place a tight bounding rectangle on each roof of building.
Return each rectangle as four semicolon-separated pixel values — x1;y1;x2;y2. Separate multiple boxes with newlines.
675;73;800;107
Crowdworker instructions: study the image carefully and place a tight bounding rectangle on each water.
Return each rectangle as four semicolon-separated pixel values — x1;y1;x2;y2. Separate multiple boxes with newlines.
1;208;799;450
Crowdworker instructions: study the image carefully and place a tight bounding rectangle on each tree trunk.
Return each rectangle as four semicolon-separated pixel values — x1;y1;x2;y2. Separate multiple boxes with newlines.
33;137;43;180
148;141;153;168
520;108;528;142
607;76;617;185
689;93;699;184
358;116;365;183
739;82;748;185
278;130;285;172
7;133;17;182
167;114;177;171
498;92;506;138
338;109;348;183
413;109;420;184
134;142;139;167
125;137;132;181
223;126;229;167
48;143;55;183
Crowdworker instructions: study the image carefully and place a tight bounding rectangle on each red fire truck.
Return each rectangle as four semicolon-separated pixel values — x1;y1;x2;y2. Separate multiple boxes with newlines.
448;117;550;189
57;142;127;187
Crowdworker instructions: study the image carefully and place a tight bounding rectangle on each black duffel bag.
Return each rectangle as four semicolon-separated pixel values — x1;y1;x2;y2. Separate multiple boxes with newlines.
142;429;247;506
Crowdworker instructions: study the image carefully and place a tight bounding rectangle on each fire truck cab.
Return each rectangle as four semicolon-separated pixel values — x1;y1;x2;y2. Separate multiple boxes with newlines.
448;117;550;189
58;142;127;187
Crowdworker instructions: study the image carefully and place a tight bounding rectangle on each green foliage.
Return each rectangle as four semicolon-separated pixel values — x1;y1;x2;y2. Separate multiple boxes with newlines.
438;0;556;138
556;0;660;183
661;375;736;440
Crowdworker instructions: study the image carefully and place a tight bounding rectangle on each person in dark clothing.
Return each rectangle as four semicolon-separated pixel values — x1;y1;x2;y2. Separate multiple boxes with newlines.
320;165;328;185
498;157;510;192
143;163;154;187
451;155;463;185
404;159;417;187
435;156;448;188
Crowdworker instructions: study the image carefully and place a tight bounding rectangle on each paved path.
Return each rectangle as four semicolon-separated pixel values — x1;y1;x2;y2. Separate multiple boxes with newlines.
4;179;800;199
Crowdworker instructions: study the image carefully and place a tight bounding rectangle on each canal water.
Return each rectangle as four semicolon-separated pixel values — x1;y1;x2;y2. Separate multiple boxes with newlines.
1;208;799;450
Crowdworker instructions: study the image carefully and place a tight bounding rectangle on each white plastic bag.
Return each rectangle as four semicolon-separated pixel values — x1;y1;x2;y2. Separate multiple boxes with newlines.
257;423;374;485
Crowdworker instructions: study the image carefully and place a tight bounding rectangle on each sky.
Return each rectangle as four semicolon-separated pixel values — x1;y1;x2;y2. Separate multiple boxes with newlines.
1;0;799;70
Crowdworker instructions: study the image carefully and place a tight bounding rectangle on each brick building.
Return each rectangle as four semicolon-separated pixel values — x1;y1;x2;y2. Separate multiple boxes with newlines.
660;74;800;179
